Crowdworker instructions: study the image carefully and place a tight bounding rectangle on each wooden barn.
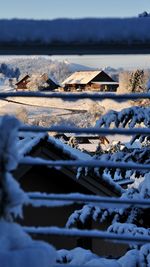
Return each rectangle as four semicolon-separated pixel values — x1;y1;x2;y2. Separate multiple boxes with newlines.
54;133;110;154
15;74;30;90
62;70;119;92
15;73;59;91
13;132;129;258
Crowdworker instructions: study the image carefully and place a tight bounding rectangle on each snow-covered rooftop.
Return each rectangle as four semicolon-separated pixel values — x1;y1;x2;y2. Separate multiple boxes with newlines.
48;136;91;160
62;70;101;85
17;132;48;157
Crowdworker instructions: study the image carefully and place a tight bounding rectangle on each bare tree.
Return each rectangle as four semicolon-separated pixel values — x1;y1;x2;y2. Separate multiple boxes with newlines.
14;107;28;123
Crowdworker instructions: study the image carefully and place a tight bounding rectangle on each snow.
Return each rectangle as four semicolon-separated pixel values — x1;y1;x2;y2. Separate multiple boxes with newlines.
96;106;150;129
0;221;56;267
57;247;120;266
0;115;57;267
0;18;150;46
0;115;20;171
62;70;101;85
118;249;139;267
138;173;150;198
17;132;47;156
0;85;149;265
0;116;27;219
3;172;27;219
78;143;99;153
48;136;91;160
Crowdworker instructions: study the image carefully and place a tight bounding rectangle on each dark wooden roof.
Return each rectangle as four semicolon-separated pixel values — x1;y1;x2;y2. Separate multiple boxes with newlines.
63;70;118;85
15;74;30;85
14;134;122;197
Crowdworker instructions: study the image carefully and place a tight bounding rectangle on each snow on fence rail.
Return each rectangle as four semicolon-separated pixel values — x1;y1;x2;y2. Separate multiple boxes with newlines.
20;125;150;135
0;91;150;101
1;90;150;247
20;157;150;171
27;192;150;208
23;226;150;245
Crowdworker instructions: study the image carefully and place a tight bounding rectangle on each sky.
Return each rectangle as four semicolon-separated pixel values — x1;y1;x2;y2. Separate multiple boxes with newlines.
0;0;149;20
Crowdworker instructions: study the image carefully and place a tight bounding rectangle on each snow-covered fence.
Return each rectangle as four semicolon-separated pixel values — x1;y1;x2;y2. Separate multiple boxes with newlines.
0;91;150;249
1;18;150;55
0;91;150;100
23;226;150;245
27;192;150;208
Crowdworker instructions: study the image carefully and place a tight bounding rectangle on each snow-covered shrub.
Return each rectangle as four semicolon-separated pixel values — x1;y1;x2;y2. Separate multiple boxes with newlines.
14;107;28;124
88;102;105;121
0;220;56;267
57;247;120;266
67;174;150;235
0;115;27;220
0;115;57;267
96;106;150;129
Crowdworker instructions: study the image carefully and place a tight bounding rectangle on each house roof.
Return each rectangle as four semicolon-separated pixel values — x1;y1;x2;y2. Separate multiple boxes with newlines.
15;132;123;197
17;132;47;156
16;75;30;85
62;70;116;85
62;70;101;85
16;73;59;89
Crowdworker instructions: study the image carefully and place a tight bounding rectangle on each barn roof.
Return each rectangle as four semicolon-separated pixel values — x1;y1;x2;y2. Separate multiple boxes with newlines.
15;132;123;197
17;131;91;160
16;75;30;85
62;70;101;85
16;73;59;89
62;70;116;85
17;132;47;156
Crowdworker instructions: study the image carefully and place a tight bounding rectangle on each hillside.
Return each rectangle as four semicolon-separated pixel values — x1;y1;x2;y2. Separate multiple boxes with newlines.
0;56;93;83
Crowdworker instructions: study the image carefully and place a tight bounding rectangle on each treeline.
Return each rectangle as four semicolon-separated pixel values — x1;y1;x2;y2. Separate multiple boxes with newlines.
0;63;20;79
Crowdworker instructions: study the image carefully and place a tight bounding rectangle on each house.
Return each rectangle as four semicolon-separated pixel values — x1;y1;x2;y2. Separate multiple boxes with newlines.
15;132;121;197
15;73;59;91
54;133;110;154
40;73;60;91
62;70;119;92
15;74;30;90
13;132;129;257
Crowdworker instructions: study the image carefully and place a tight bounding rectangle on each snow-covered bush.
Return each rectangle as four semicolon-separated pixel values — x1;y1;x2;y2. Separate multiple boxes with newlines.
96;106;150;129
67;173;150;238
0;115;57;266
0;116;27;220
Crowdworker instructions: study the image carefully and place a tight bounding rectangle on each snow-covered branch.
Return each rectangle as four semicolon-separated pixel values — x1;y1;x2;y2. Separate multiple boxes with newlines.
0;116;27;220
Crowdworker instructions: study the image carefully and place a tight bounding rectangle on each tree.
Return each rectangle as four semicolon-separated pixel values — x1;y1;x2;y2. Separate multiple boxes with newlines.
139;11;150;17
26;73;50;91
68;136;79;149
88;102;105;121
64;105;150;265
0;63;20;79
0;115;56;267
118;71;131;94
129;69;145;93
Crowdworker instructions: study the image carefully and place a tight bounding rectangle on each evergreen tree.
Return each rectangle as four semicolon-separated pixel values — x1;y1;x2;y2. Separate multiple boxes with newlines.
129;69;145;93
